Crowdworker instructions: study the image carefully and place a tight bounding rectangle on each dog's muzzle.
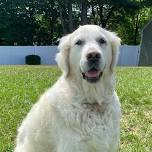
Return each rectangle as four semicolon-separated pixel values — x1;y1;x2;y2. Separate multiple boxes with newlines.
81;52;103;83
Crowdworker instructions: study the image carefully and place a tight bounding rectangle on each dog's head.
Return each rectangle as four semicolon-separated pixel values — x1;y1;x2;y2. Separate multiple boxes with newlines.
56;25;121;83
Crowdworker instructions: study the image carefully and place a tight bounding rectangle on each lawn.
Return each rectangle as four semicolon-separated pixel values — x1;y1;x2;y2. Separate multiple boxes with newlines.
0;66;151;152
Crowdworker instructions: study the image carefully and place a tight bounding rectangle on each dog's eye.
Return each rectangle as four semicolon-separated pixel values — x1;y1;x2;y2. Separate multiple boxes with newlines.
75;39;84;45
97;38;106;45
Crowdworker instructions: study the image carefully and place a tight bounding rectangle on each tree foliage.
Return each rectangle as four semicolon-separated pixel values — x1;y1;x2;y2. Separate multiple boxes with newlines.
0;0;151;45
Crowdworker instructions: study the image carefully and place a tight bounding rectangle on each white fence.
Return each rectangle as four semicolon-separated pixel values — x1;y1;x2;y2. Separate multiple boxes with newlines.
0;45;140;66
0;46;57;65
118;45;140;66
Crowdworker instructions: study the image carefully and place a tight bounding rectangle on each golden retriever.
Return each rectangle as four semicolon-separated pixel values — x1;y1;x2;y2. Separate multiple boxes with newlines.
14;25;121;152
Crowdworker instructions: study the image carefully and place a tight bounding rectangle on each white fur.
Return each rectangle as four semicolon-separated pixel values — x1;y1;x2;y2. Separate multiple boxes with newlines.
14;25;121;152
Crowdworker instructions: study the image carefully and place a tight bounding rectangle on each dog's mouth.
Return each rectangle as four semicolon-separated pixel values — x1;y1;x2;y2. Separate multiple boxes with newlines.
82;68;103;83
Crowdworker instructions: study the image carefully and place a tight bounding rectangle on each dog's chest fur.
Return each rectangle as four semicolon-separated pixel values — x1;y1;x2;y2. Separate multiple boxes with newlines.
57;100;119;151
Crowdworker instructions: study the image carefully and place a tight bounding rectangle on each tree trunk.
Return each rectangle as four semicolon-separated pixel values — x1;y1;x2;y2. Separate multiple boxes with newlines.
91;5;97;24
67;1;73;32
102;6;115;28
81;0;87;25
98;5;115;28
98;4;103;26
133;14;139;45
58;1;68;35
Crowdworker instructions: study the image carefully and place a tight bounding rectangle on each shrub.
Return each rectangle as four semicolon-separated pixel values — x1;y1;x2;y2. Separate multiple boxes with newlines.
25;55;41;65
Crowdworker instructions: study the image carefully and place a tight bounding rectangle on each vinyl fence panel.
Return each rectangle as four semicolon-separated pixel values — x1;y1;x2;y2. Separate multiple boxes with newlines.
0;46;58;65
0;45;140;66
118;45;140;66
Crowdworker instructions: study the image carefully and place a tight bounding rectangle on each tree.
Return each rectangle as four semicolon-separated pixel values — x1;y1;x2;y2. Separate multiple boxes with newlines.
0;0;61;45
0;0;152;45
57;0;75;34
115;2;152;44
81;0;88;24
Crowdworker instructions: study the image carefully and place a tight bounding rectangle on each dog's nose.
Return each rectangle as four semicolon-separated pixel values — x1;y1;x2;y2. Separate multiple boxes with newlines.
86;52;101;61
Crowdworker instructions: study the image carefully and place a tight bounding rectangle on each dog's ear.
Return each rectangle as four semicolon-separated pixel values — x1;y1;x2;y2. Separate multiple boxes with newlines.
56;34;71;77
110;32;121;72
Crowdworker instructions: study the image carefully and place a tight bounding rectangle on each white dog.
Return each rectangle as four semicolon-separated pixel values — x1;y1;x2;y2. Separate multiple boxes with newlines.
14;25;121;152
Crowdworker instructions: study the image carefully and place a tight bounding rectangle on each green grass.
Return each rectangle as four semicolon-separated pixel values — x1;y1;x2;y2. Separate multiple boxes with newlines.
116;67;152;152
0;66;151;152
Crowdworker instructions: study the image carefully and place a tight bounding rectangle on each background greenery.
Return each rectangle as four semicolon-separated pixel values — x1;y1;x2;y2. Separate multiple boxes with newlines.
0;66;151;152
0;0;152;45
